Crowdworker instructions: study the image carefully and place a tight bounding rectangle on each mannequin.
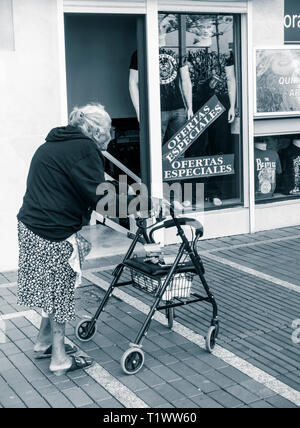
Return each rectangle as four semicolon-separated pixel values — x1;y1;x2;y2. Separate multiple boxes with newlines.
279;138;300;195
188;17;236;124
129;14;193;142
191;20;213;47
254;140;282;199
185;17;237;206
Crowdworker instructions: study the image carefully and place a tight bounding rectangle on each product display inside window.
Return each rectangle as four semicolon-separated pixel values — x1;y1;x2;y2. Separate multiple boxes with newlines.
65;12;243;216
254;134;300;202
156;13;243;210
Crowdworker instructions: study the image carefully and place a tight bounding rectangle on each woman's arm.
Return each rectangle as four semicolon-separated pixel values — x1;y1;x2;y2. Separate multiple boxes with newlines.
69;152;106;209
69;151;148;218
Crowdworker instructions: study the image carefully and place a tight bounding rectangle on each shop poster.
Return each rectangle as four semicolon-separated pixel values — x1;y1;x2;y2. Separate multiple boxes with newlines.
284;0;300;44
255;48;300;116
162;95;234;181
163;154;235;181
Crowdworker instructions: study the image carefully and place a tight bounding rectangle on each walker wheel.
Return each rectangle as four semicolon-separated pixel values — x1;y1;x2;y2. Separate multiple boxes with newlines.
121;348;145;375
75;317;97;342
166;307;174;329
205;325;218;353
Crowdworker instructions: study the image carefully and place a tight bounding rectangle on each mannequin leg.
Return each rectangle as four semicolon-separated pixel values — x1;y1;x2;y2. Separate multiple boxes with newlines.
161;111;170;145
167;108;187;139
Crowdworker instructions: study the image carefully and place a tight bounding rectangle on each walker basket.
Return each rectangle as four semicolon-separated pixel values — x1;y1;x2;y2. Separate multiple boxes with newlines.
130;269;194;301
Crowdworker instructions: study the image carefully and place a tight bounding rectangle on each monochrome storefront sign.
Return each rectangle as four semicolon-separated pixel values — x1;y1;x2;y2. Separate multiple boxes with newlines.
163;154;235;181
162;95;236;181
162;95;226;164
284;0;300;44
255;48;300;117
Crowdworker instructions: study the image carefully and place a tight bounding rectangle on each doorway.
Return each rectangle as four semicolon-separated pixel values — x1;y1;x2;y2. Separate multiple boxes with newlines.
65;13;147;179
64;13;148;231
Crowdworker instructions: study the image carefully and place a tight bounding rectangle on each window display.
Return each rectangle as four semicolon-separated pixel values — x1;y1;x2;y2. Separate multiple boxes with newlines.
158;15;194;142
129;14;193;142
254;142;282;200
255;48;300;117
156;13;242;210
254;134;300;202
279;138;300;196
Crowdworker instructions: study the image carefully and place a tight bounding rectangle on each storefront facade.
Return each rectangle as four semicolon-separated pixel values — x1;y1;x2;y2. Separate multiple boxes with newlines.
1;0;300;269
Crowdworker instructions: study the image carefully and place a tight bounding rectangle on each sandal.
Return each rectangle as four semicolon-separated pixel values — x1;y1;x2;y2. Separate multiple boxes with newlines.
50;355;94;376
34;344;77;360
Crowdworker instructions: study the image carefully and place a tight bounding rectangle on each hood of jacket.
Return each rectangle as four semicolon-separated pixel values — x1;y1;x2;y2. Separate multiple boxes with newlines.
45;125;89;143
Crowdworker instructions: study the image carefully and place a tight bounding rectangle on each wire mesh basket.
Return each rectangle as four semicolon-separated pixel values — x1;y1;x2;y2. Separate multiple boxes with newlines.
130;269;194;301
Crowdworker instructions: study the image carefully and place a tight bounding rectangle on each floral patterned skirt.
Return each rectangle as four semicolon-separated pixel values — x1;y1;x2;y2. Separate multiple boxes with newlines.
17;221;88;323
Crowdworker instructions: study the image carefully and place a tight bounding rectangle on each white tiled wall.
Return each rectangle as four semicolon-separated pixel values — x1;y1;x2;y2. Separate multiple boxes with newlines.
0;0;62;270
252;0;284;46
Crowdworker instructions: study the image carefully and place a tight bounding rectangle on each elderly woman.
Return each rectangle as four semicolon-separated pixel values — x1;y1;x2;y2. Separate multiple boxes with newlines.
17;103;113;376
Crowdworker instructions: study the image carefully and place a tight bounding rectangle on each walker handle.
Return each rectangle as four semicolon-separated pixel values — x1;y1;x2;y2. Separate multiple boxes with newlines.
149;217;203;242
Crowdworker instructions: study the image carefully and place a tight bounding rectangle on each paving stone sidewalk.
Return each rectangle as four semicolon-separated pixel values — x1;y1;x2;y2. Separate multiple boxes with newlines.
0;226;299;408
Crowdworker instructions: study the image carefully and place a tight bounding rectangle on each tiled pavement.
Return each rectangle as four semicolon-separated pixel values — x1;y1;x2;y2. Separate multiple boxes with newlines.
0;226;300;408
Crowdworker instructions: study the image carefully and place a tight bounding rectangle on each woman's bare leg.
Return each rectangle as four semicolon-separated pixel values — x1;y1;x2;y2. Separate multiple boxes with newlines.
49;314;72;373
34;313;52;352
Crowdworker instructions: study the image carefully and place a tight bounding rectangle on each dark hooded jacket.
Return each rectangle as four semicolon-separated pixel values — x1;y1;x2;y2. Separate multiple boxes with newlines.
17;125;106;241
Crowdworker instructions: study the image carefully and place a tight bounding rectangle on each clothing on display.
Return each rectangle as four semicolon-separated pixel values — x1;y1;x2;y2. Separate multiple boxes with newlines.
129;14;239;208
184;50;234;202
254;148;282;199
130;49;189;144
130;49;186;112
279;143;300;195
188;49;234;98
186;49;233;157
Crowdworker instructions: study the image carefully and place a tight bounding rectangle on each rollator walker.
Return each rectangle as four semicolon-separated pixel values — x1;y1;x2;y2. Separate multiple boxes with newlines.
75;203;219;375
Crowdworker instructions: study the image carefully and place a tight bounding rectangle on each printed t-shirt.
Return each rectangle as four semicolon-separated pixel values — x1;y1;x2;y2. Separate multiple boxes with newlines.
130;49;186;111
254;148;282;199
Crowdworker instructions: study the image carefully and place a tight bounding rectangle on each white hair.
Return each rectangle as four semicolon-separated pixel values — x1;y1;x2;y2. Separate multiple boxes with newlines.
69;103;111;149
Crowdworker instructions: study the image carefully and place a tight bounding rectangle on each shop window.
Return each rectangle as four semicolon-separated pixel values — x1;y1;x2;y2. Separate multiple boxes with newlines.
157;13;242;210
0;0;14;51
254;134;300;203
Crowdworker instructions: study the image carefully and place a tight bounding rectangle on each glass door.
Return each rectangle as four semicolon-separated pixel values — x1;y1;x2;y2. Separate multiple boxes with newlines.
157;13;243;211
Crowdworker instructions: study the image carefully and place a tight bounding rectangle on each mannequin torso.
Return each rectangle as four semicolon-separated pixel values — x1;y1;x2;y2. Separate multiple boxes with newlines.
280;139;300;194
